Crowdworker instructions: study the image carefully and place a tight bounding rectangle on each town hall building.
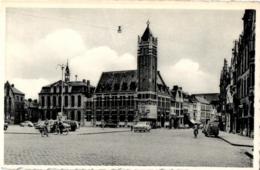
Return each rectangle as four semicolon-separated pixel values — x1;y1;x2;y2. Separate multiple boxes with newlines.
92;22;171;127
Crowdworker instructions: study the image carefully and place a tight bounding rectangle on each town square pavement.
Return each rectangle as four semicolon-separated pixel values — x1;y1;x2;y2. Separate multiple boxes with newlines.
4;127;252;167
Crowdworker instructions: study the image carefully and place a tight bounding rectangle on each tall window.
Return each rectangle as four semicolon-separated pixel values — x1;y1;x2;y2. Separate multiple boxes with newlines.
71;96;75;107
65;86;68;93
65;96;68;107
47;96;51;107
58;96;61;107
78;95;81;107
41;96;45;107
53;96;56;107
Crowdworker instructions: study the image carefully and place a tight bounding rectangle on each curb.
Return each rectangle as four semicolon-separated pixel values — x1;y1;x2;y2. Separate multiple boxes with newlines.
218;136;253;148
78;130;130;135
245;151;253;159
5;132;39;135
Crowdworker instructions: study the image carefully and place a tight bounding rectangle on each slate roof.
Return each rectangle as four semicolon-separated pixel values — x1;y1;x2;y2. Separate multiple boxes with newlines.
141;25;153;41
95;70;170;96
5;81;24;95
192;93;219;103
40;80;94;94
95;70;138;93
193;96;210;104
11;86;24;95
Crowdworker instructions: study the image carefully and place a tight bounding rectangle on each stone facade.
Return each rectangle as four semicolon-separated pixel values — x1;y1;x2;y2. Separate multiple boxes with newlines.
38;63;95;126
219;10;255;137
92;22;171;128
4;81;25;124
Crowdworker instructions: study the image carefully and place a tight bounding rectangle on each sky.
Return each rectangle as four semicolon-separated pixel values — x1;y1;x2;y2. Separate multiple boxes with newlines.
5;8;244;99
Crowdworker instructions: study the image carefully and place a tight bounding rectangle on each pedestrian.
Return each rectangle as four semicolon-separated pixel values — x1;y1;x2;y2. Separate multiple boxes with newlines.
59;121;63;134
193;123;199;138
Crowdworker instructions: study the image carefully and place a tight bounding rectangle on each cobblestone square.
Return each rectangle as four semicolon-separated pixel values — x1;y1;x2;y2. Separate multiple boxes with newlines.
4;128;252;167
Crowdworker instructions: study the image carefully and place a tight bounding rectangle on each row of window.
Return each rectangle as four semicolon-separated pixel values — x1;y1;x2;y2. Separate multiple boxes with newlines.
41;95;82;107
96;96;135;107
41;110;81;121
16;95;23;102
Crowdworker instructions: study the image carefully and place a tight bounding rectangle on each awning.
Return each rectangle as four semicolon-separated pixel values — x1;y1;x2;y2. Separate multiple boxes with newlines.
190;119;201;124
190;119;196;124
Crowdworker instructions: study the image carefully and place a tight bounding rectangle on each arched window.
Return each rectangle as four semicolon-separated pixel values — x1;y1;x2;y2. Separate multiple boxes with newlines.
78;95;81;107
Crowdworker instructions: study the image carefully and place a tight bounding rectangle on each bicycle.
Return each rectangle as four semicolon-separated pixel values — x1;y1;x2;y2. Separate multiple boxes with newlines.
39;126;49;137
54;124;69;135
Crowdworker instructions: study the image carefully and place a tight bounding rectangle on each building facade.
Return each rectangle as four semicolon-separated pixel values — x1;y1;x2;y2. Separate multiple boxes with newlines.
219;10;255;137
24;99;40;123
4;81;25;124
92;22;171;128
170;86;184;128
38;63;95;126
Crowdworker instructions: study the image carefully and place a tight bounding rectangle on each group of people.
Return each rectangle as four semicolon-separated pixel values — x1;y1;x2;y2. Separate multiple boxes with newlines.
42;119;65;135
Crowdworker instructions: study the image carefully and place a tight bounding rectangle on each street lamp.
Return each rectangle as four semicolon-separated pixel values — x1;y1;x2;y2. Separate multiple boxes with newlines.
57;64;65;118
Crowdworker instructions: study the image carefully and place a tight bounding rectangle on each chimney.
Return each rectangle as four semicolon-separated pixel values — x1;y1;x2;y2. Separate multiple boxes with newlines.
87;80;90;86
82;79;86;83
11;84;14;87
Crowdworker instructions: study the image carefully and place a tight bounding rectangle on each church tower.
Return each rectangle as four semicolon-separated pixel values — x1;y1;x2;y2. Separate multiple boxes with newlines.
137;21;157;92
137;21;158;122
65;60;70;82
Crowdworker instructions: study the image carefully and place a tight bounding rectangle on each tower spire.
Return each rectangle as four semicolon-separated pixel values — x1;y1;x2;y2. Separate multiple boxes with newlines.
146;20;150;27
65;59;70;82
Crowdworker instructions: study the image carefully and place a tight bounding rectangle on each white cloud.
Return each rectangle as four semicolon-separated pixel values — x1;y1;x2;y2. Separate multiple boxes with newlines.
70;46;136;85
161;59;218;93
10;78;50;99
6;29;87;80
6;29;136;98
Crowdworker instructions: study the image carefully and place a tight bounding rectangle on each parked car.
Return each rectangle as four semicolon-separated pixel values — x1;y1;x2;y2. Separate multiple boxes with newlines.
63;120;79;131
4;122;8;131
104;120;118;128
20;121;34;127
133;121;151;132
203;120;219;137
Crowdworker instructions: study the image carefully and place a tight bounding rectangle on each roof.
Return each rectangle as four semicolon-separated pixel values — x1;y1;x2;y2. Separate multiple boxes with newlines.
141;25;153;41
95;70;170;96
194;96;210;104
5;81;24;95
11;86;24;95
40;80;94;94
95;70;138;93
192;93;219;103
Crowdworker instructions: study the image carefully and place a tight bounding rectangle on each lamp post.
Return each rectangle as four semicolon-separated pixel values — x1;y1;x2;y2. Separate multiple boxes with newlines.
57;64;65;118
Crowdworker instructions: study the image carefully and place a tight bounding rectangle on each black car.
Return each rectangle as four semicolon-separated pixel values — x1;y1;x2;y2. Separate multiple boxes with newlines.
104;120;118;128
63;120;79;131
4;122;8;131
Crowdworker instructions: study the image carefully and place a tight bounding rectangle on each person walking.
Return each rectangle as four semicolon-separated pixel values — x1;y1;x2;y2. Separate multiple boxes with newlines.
193;123;199;138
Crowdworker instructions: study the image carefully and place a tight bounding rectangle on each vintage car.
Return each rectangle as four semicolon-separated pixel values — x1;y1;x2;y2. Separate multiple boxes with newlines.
4;122;8;131
20;121;34;127
203;120;219;137
133;121;151;132
63;120;79;131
